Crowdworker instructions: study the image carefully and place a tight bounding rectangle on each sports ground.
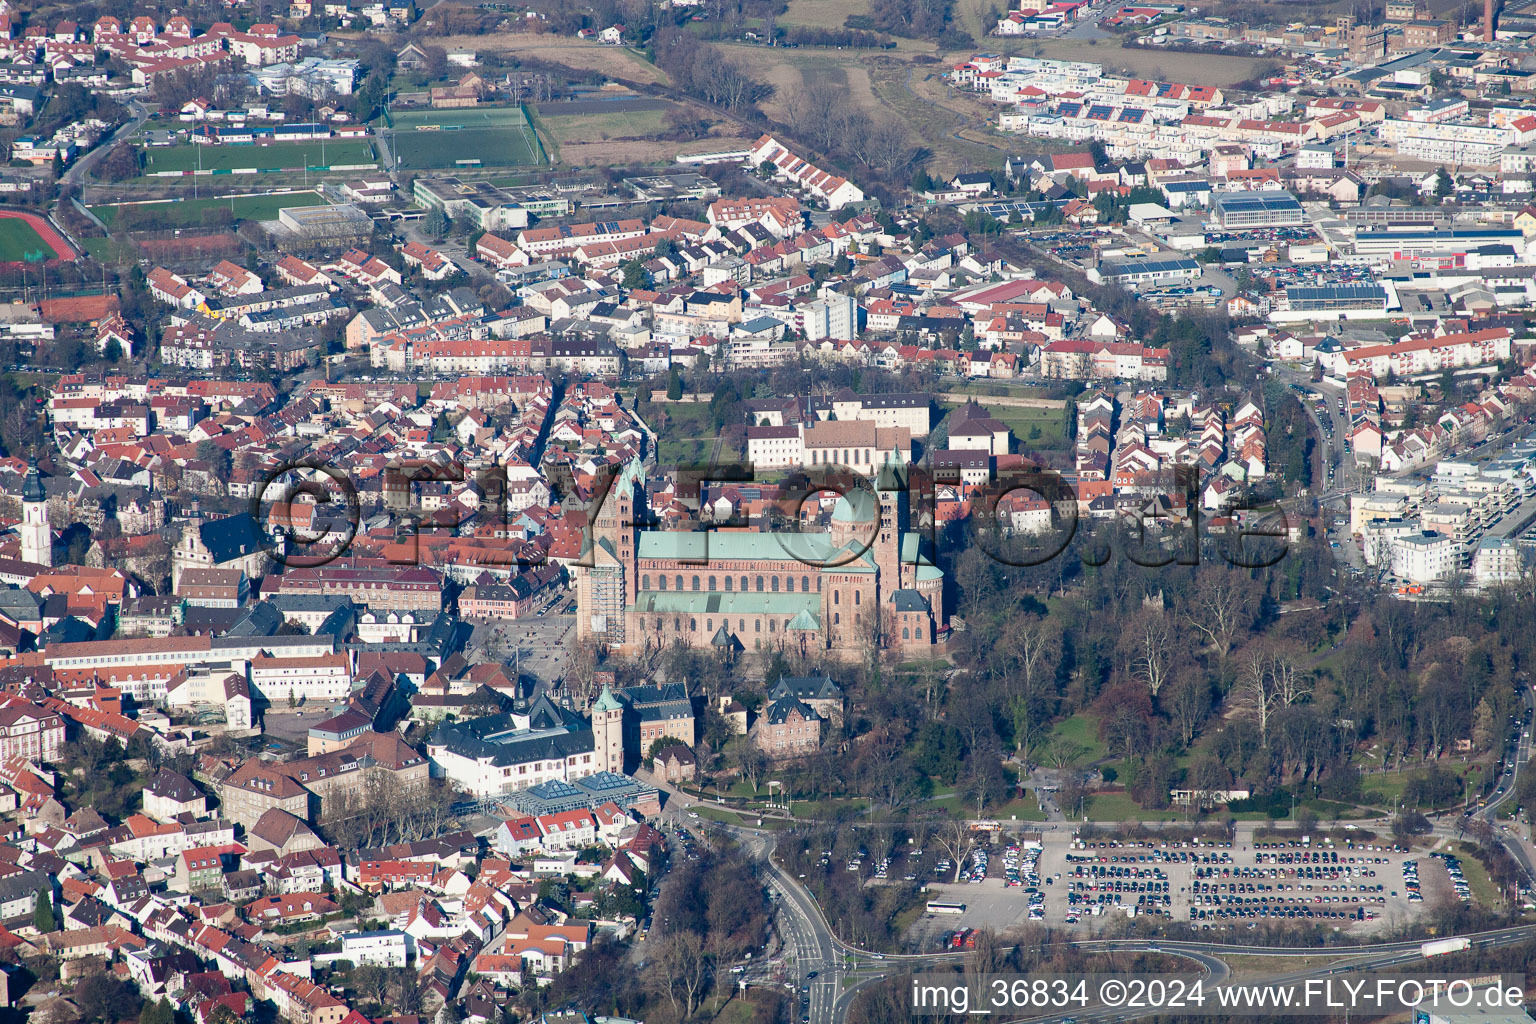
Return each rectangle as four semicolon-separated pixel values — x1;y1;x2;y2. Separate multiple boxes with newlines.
382;105;545;170
0;210;74;263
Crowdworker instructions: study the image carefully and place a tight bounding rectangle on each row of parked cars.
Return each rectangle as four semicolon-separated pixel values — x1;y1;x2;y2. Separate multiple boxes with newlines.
1435;852;1472;903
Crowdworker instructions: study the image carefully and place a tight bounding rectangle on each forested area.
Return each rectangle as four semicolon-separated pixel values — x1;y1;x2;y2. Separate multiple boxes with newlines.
530;846;775;1024
614;515;1536;844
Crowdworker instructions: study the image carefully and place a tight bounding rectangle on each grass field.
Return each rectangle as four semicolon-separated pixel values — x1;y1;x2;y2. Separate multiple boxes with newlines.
1444;842;1502;908
652;403;734;466
0;218;54;262
1084;791;1182;821
81;237;140;264
540;108;667;146
781;0;873;28
941;400;1070;447
1025;38;1272;87
425;32;670;85
1045;713;1108;764
90;191;330;229
385;106;544;169
141;139;376;173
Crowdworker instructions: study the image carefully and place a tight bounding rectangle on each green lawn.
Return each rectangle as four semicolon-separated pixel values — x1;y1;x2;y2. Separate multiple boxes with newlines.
81;237;140;264
940;400;1070;448
1085;791;1182;822
0;218;53;262
1445;842;1502;908
141;139;376;173
651;403;733;466
1361;764;1487;812
90;191;330;229
1044;713;1108;764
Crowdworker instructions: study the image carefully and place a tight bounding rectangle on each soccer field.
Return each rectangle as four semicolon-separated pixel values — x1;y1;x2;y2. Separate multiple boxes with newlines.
90;191;330;229
0;217;54;262
141;139;377;173
384;105;545;169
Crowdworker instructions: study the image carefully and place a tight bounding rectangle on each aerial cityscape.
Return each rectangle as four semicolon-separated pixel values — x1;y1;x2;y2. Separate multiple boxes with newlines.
3;0;1536;1023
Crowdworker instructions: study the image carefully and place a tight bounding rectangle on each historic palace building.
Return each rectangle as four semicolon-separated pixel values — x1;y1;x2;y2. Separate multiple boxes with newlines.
575;463;945;657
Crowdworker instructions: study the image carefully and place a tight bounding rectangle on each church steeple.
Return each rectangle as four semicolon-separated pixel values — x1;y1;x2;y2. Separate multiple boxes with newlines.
20;457;50;567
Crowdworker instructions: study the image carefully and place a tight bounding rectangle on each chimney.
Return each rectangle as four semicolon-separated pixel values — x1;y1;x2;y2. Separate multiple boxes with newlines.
1486;0;1495;41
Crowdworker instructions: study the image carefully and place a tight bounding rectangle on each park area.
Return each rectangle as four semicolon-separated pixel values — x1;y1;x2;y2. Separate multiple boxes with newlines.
89;191;331;230
383;105;545;170
140;139;377;174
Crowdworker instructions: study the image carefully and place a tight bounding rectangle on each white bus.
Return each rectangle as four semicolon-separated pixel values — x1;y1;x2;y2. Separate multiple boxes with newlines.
926;900;966;915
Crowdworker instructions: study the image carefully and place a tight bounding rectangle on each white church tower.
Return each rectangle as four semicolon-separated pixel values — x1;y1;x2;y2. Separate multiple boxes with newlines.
19;459;49;567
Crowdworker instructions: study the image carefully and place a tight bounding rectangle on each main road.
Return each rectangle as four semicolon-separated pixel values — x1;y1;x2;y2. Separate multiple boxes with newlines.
701;816;1536;1024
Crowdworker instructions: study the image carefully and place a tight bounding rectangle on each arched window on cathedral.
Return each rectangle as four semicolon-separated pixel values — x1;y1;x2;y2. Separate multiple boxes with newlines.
854;590;861;606
755;575;764;592
642;575;650;590
805;576;812;592
833;591;840;605
771;576;779;592
769;620;776;633
903;627;910;639
709;576;717;591
692;575;700;591
658;576;667;590
740;575;749;591
675;575;684;591
690;618;697;632
724;576;733;591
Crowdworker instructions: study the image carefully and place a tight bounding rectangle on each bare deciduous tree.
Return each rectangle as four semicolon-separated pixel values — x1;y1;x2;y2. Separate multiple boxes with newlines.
653;930;711;1017
932;817;976;884
1235;646;1308;742
1128;609;1173;696
1183;576;1255;661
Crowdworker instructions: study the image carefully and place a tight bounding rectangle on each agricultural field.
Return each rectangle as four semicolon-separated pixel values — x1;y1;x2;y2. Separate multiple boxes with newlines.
780;0;874;29
384;105;545;169
89;191;330;229
425;32;669;84
0;216;56;262
1025;37;1274;87
716;44;1012;173
534;97;746;166
539;105;667;147
140;139;376;173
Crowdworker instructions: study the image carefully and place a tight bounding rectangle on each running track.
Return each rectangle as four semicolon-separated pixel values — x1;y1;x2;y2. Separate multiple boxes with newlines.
0;208;77;262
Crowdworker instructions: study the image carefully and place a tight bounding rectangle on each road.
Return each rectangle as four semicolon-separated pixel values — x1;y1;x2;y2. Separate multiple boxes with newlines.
690;812;1536;1024
65;99;151;188
1460;679;1536;881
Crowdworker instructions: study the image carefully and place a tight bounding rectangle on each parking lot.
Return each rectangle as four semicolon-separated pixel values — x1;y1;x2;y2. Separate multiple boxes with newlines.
909;829;1444;947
